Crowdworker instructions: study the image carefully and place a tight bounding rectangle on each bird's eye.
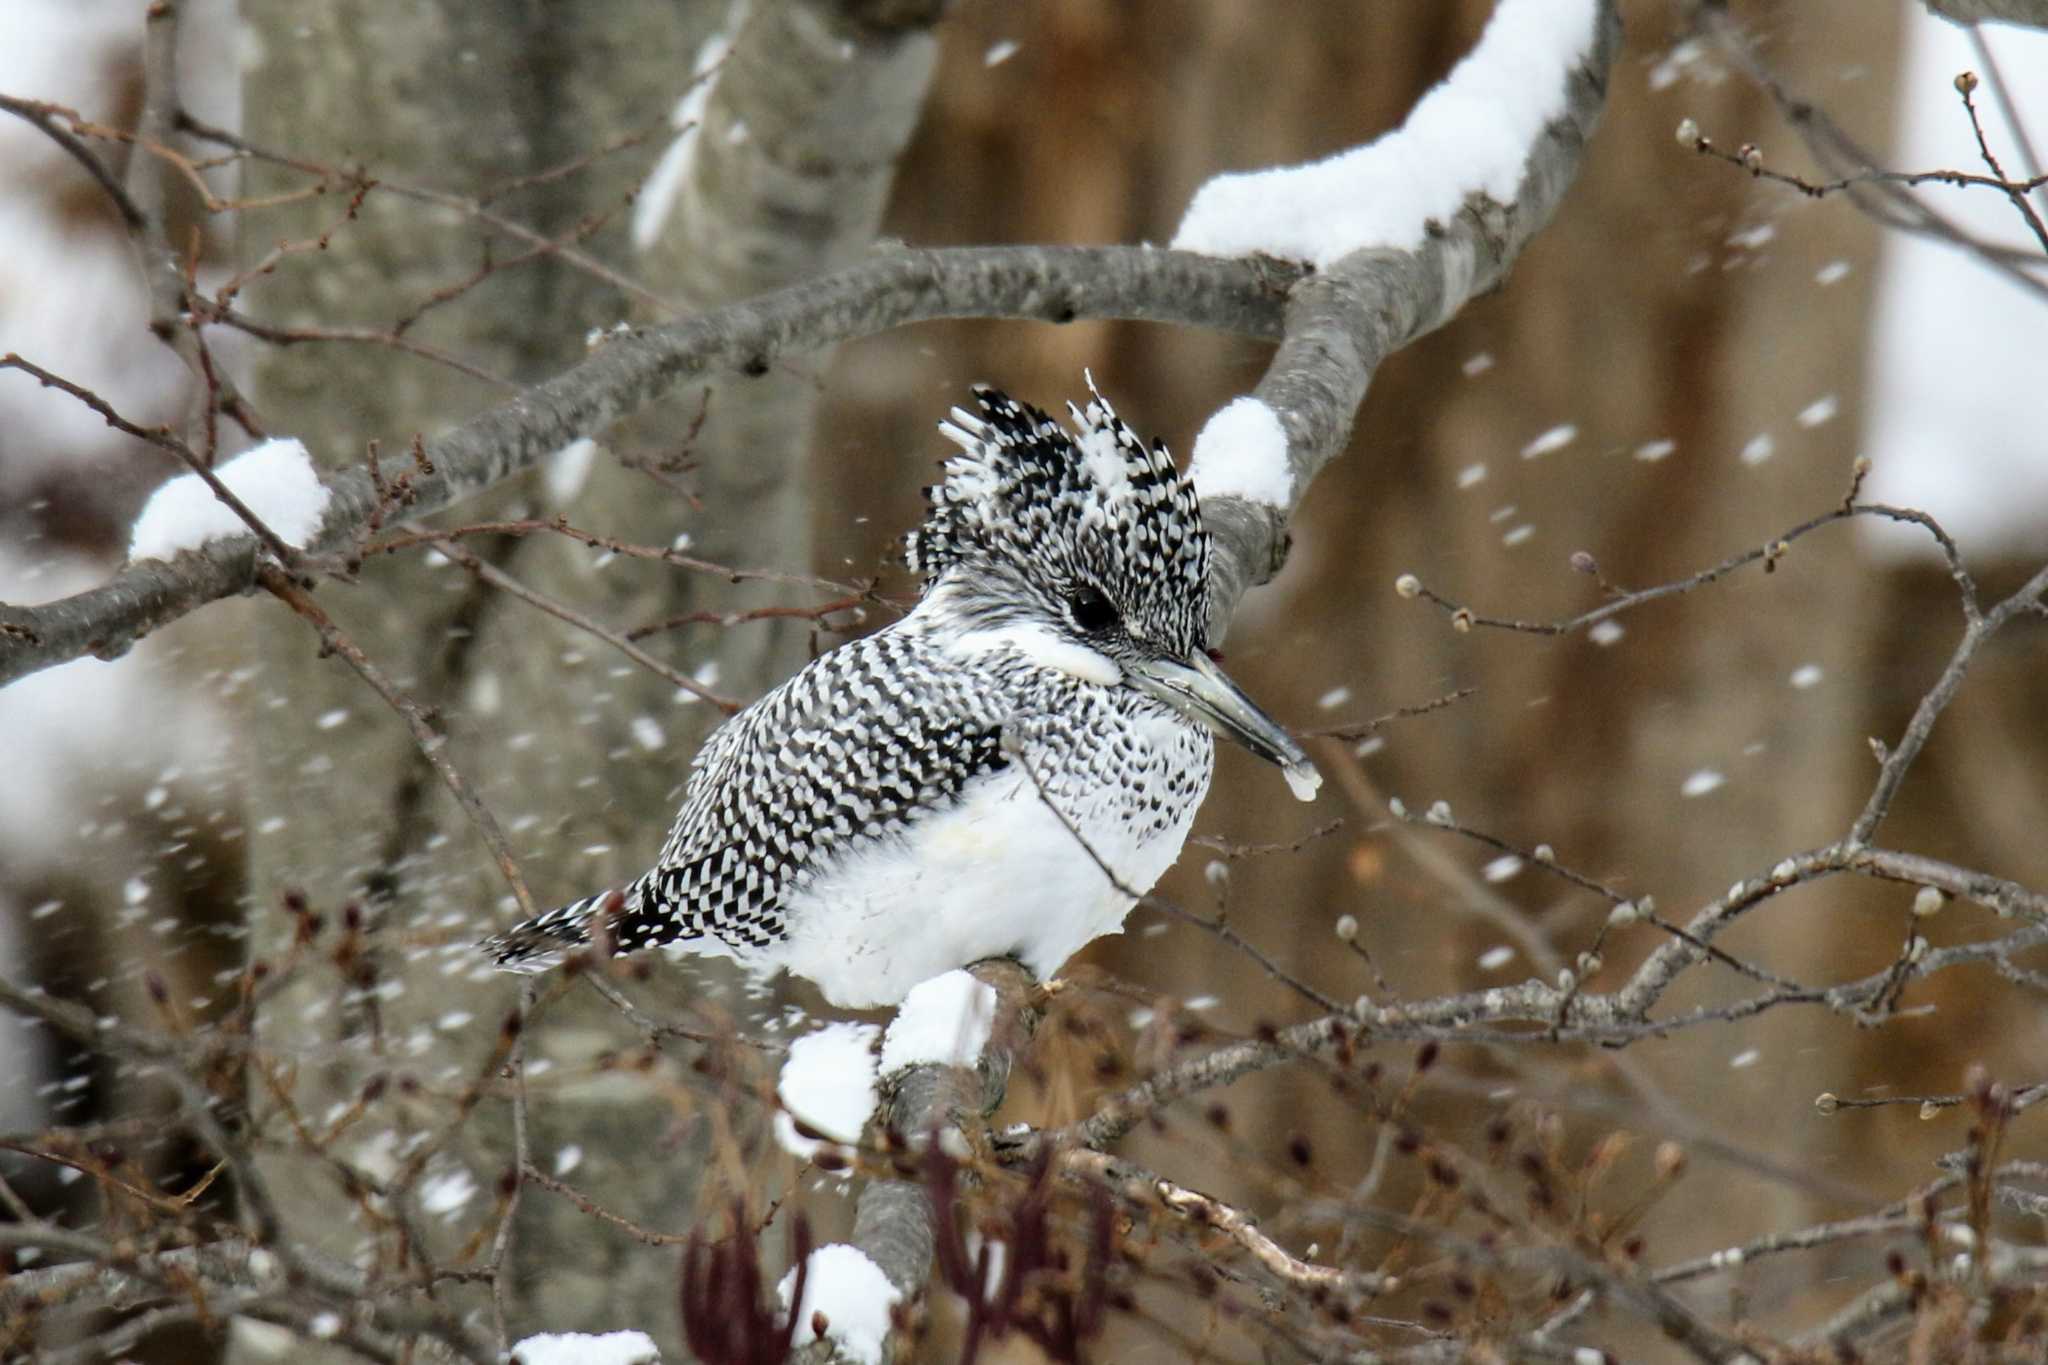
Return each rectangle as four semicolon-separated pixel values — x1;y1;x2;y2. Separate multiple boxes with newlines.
1065;583;1118;633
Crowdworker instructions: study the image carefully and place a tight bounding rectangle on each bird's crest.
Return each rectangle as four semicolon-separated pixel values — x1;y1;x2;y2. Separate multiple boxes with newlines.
906;379;1211;650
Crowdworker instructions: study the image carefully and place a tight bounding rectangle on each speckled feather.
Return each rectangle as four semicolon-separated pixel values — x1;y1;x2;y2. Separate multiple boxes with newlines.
486;383;1223;1007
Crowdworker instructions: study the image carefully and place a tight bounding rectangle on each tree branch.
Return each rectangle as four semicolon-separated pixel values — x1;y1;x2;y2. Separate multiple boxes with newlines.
1198;1;1623;632
0;245;1297;689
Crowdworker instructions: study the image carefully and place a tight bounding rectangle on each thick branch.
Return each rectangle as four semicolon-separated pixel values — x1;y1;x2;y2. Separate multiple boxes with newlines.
839;961;1036;1310
0;245;1294;689
1200;1;1622;630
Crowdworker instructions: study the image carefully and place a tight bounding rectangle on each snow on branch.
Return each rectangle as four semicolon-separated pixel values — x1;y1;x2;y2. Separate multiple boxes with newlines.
775;1021;881;1163
779;1244;902;1365
0;245;1299;691
1173;0;1603;266
1181;0;1622;632
878;968;996;1074
127;437;332;563
510;1329;661;1365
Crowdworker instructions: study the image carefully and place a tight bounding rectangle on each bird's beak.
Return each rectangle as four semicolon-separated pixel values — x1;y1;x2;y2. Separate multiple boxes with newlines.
1128;653;1322;802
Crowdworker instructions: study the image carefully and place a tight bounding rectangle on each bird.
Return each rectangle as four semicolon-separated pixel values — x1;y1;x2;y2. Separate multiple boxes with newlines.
485;380;1320;1008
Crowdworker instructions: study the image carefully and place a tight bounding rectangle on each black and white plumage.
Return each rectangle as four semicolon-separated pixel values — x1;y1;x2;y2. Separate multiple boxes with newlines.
486;382;1320;1007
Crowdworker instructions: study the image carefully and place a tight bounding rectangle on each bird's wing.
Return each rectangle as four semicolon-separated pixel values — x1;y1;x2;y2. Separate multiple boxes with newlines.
631;628;1012;949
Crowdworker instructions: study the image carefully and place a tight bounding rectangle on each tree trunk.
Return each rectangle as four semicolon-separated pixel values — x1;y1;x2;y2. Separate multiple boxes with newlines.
233;2;939;1356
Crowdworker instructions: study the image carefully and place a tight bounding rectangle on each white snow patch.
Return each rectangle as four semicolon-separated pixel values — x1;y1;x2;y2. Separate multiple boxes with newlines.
1727;222;1775;251
630;716;666;751
983;39;1019;67
1646;37;1704;92
774;1021;879;1161
631;28;734;250
1634;438;1675;463
553;1144;584;1176
1502;523;1535;547
1457;462;1488;488
1481;854;1524;884
1317;685;1352;711
1189;396;1293;507
1738;433;1775;467
881;970;996;1074
677;659;723;705
316;708;349;731
128;438;331;562
1796;395;1838;429
1588;619;1625;646
1728;1048;1761;1070
1172;0;1601;266
1789;663;1823;690
1477;945;1516;971
1815;260;1851;286
418;1166;477;1219
510;1330;661;1365
1680;768;1725;798
545;436;599;502
1520;424;1577;459
1463;352;1495;376
779;1245;901;1365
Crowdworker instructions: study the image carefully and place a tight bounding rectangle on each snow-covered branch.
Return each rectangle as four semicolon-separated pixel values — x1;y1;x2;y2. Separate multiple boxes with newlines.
772;962;1036;1364
0;245;1296;690
1175;0;1623;633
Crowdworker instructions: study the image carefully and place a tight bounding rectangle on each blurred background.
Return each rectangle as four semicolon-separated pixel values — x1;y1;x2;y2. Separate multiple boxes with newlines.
1;0;2043;1359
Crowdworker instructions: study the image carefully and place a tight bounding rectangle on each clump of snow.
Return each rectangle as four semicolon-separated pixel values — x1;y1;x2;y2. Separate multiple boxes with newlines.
778;1244;901;1365
128;438;331;562
880;970;996;1074
1172;0;1600;266
1189;396;1293;507
511;1330;662;1365
775;1022;880;1161
631;28;734;250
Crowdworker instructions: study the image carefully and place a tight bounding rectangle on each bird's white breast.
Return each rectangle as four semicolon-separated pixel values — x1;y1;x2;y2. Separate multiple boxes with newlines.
762;707;1209;1008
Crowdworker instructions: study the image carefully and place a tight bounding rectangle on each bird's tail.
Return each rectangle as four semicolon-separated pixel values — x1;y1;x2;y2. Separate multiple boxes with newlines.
483;884;631;974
